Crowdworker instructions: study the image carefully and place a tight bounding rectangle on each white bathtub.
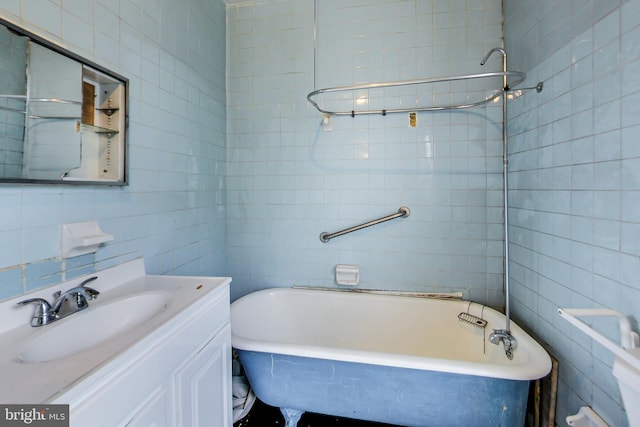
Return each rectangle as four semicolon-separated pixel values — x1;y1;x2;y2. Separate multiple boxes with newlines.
232;288;551;426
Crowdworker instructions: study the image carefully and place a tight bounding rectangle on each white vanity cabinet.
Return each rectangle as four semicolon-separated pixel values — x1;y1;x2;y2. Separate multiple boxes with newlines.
173;324;232;426
52;280;232;427
126;325;232;427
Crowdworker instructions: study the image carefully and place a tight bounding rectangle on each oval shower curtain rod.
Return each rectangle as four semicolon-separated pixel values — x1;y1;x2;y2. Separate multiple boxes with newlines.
306;70;527;116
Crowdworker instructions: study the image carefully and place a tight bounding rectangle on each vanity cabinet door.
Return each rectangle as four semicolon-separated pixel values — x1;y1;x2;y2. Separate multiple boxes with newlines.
174;324;232;427
125;385;172;427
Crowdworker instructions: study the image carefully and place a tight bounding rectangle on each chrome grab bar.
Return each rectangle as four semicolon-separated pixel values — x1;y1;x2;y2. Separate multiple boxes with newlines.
320;206;410;243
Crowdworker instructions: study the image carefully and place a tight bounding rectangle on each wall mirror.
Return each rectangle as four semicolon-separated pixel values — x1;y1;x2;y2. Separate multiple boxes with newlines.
0;17;127;185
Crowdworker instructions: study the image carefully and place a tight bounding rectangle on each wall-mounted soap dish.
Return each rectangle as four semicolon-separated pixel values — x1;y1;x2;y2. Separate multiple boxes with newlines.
61;221;114;258
336;264;359;286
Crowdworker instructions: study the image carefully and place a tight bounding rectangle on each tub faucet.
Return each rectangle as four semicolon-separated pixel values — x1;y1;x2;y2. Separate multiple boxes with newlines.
17;276;100;327
489;328;517;360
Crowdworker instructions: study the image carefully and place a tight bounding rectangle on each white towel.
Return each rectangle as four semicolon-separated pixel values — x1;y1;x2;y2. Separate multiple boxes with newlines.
232;359;256;422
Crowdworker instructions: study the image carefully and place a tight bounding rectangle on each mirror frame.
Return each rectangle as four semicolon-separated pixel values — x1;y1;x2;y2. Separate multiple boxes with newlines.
0;16;129;186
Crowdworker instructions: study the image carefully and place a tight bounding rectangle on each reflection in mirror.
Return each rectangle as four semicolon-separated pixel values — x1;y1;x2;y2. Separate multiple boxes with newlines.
26;43;83;180
0;17;127;185
0;24;27;179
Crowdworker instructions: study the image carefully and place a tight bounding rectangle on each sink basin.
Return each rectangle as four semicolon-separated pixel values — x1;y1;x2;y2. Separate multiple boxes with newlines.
19;291;171;363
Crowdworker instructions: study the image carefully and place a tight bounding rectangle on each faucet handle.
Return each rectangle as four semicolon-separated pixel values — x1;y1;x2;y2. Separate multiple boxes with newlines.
77;276;100;302
17;298;54;327
67;276;100;309
79;276;98;288
75;286;100;302
53;276;99;300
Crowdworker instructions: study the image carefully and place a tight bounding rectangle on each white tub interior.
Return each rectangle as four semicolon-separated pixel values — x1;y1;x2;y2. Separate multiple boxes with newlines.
231;288;551;381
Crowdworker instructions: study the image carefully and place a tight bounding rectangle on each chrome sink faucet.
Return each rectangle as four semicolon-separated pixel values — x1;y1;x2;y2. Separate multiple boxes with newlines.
17;276;100;327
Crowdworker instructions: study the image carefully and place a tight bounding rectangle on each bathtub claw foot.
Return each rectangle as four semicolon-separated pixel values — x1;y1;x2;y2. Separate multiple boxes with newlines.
280;407;304;427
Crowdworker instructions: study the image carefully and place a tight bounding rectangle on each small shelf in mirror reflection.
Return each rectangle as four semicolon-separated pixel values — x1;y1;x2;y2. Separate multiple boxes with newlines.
81;123;119;135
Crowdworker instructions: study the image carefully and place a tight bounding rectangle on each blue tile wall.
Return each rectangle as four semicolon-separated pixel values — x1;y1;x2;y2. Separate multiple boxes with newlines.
1;2;635;425
0;0;227;301
226;0;505;303
506;1;640;426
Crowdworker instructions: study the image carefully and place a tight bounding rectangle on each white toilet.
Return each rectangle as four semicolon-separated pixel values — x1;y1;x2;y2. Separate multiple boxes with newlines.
613;347;640;426
558;308;640;427
566;406;609;427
